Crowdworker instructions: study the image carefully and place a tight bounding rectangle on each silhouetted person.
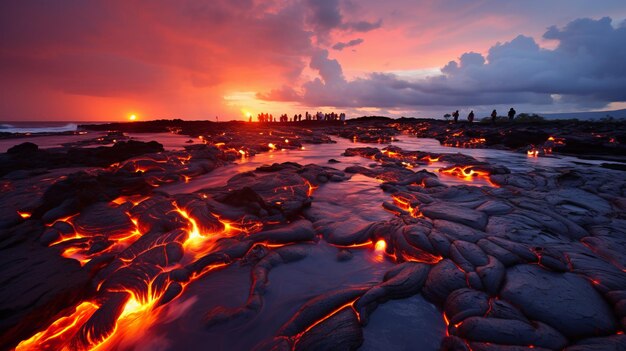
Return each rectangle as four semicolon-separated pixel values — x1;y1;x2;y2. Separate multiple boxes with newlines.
491;109;497;124
508;108;516;121
452;110;459;123
468;110;474;124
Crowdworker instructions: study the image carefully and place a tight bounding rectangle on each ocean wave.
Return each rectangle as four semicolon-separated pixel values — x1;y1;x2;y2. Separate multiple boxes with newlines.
0;123;78;134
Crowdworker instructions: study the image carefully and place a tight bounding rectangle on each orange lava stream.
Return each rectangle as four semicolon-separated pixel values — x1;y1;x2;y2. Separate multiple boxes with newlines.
438;166;498;187
391;194;422;217
18;201;252;351
15;302;99;351
330;240;374;249
17;211;31;219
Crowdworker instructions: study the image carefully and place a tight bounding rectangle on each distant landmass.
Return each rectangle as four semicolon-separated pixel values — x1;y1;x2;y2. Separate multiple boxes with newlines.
541;109;626;120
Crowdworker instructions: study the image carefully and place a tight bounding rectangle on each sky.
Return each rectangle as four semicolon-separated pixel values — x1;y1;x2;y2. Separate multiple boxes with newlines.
1;0;626;121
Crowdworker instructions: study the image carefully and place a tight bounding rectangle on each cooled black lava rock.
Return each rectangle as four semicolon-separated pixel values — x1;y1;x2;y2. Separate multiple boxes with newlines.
501;264;617;339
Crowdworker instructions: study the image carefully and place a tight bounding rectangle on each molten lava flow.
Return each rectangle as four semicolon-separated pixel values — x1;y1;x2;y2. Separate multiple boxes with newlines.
17;211;31;219
400;252;443;264
268;143;277;151
21;201;247;351
330;240;374;249
438;166;498;187
15;302;99;351
392;194;421;217
443;313;450;336
304;180;318;197
527;149;539;157
374;239;386;252
422;156;440;163
61;247;92;266
173;205;204;250
372;239;387;263
111;195;149;206
48;213;142;266
382;149;398;157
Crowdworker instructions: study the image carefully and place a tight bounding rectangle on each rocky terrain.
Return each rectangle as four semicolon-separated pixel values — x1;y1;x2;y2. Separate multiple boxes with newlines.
0;119;625;351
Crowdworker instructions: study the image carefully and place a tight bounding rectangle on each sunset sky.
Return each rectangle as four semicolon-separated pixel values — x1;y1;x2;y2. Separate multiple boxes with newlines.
1;0;626;121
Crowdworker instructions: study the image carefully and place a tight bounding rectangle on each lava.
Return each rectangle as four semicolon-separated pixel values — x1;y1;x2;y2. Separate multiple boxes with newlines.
17;197;249;351
15;302;99;351
374;239;387;252
422;156;440;163
330;240;374;249
392;194;422;217
438;165;498;187
17;211;31;219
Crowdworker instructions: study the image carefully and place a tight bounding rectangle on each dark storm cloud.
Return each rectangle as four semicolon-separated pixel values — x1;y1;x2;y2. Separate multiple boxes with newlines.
342;19;382;32
332;38;365;50
262;17;626;110
304;0;381;42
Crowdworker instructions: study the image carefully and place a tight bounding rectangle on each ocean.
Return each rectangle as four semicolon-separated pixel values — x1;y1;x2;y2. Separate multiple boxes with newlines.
0;121;111;134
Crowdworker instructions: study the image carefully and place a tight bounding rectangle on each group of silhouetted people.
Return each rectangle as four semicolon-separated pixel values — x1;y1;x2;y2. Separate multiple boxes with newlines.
451;108;516;124
255;111;345;123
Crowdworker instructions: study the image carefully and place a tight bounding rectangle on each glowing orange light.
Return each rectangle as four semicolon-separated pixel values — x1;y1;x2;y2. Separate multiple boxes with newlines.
391;194;422;217
295;299;359;343
15;301;99;351
424;156;440;163
17;211;31;219
375;239;387;252
268;143;277;150
174;206;202;244
303;180;318;197
129;114;137;121
331;240;374;249
438;166;497;186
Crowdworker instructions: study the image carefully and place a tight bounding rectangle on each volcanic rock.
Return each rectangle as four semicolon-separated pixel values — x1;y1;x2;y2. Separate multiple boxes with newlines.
421;203;488;231
501;264;617;338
